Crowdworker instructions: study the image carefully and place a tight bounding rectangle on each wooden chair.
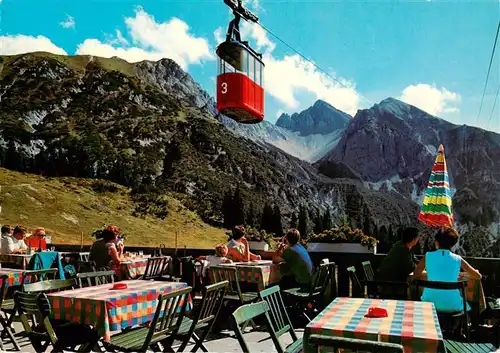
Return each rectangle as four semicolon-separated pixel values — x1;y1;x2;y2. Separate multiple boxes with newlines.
14;291;98;352
308;334;404;353
0;275;20;351
174;281;229;352
210;266;259;304
76;270;115;288
443;339;497;353
361;261;375;282
347;266;364;297
141;256;169;280
282;263;330;321
323;261;338;306
231;301;280;353
76;261;97;273
412;279;470;341
21;269;59;286
23;279;76;294
79;253;90;262
259;285;302;353
105;286;192;352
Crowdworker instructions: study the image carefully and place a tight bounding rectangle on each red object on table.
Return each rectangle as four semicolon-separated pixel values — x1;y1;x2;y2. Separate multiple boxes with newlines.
365;307;388;318
110;283;128;290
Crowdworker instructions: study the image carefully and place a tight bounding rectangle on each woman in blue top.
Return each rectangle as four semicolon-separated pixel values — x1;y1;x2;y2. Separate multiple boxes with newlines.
414;227;482;313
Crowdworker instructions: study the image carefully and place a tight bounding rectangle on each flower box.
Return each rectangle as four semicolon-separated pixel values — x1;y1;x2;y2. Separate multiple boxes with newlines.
248;241;269;251
307;242;376;254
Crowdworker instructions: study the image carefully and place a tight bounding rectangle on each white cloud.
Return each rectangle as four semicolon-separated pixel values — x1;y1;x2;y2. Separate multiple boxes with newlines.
400;84;461;116
215;22;360;115
76;7;213;70
60;14;76;29
0;34;67;55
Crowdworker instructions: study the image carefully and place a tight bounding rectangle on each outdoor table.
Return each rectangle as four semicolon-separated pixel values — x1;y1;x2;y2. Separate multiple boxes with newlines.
218;261;281;290
116;255;167;279
0;254;32;269
48;280;192;342
303;297;444;353
0;268;26;287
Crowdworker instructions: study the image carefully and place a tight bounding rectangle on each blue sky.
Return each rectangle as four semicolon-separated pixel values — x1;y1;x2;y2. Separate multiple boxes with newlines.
1;0;499;132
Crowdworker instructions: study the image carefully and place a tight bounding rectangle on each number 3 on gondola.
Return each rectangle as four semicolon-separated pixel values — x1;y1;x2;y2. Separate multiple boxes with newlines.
221;82;228;94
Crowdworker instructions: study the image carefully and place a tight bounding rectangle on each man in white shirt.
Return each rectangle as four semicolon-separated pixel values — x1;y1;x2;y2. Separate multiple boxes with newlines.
0;225;13;253
1;225;28;255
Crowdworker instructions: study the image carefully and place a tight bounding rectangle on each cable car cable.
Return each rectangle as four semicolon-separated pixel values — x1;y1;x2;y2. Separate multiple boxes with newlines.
487;82;500;130
255;22;374;106
476;20;500;123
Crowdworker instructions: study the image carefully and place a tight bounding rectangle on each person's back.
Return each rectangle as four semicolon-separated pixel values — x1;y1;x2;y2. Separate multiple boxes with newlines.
89;239;112;268
421;249;467;312
282;243;313;286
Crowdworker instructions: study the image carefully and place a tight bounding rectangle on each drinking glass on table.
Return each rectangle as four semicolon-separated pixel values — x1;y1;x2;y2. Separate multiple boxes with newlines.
50;246;55;251
138;250;144;257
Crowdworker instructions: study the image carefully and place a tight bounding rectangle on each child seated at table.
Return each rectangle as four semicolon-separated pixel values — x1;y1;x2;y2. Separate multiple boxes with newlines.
197;244;232;277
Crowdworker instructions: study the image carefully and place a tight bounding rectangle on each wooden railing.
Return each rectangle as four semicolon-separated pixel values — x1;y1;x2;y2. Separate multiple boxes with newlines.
53;244;500;298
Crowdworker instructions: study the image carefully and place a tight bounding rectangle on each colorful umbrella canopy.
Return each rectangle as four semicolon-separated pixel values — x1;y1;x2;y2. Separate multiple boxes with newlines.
418;144;454;227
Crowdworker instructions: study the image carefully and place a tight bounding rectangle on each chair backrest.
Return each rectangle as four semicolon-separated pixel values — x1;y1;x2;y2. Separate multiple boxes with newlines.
142;286;192;351
362;261;375;281
210;266;243;300
79;253;90;262
23;279;76;294
259;285;298;346
347;266;364;298
21;269;59;287
308;334;404;353
14;291;58;349
76;270;115;288
143;257;169;280
77;261;97;273
231;301;280;353
0;275;8;307
309;263;330;297
194;281;228;327
325;261;338;300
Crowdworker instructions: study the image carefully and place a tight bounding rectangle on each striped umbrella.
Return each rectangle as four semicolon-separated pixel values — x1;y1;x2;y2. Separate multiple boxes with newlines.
418;144;454;227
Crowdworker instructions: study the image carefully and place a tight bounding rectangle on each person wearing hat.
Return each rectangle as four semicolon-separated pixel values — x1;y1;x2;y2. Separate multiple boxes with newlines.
25;227;47;251
414;226;482;313
226;225;261;262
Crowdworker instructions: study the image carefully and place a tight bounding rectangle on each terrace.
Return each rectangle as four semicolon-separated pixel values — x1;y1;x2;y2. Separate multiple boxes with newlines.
0;245;498;352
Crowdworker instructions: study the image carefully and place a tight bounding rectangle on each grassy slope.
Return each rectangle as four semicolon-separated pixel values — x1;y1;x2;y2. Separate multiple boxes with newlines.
0;168;226;248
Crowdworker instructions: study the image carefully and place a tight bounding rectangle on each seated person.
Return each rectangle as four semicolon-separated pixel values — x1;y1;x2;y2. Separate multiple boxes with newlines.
197;244;232;277
226;225;261;262
89;229;123;269
414;227;482;313
197;244;232;267
1;225;28;255
25;227;47;251
273;228;313;290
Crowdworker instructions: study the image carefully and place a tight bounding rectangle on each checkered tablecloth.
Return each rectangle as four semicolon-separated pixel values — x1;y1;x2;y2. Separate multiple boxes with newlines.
304;298;443;353
216;262;281;290
48;280;192;341
0;268;25;287
0;254;32;269
116;256;170;280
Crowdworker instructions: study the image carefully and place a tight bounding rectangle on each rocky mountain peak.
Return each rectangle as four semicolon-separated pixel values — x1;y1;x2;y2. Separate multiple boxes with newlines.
275;99;351;136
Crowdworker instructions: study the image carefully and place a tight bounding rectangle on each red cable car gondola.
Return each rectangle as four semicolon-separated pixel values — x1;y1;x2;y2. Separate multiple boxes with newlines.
216;0;264;124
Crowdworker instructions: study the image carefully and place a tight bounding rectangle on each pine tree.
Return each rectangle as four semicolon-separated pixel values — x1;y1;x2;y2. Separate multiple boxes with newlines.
222;191;233;228
290;213;298;229
232;186;245;226
260;202;274;233
246;202;256;227
313;208;323;234
323;206;332;231
298;205;309;239
362;216;371;236
272;205;283;236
